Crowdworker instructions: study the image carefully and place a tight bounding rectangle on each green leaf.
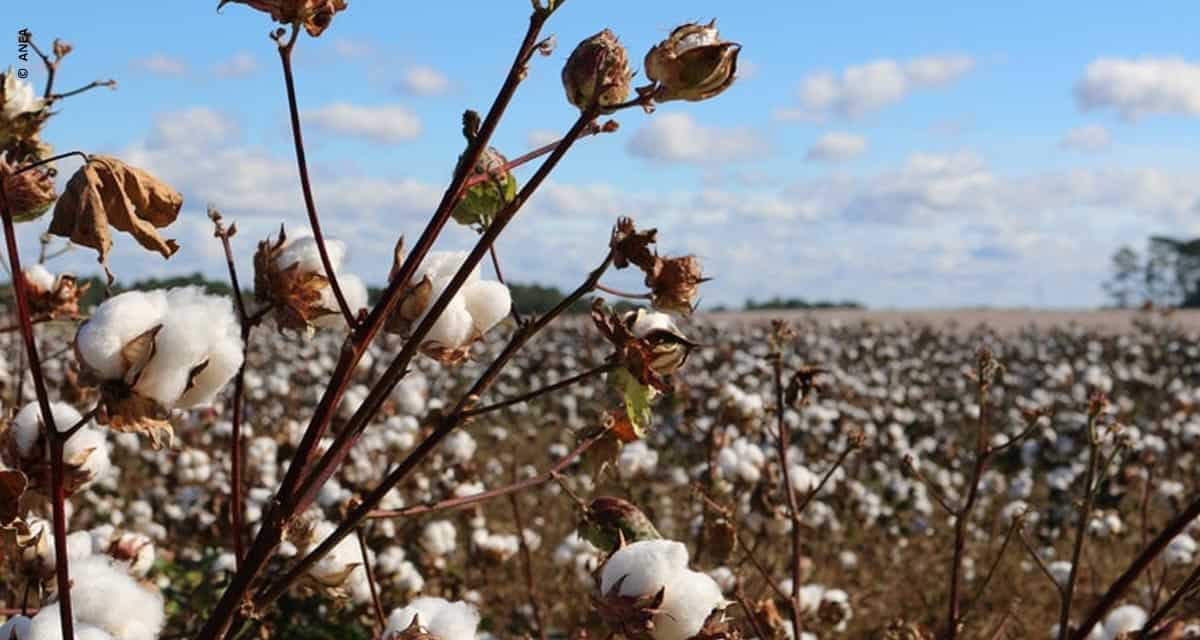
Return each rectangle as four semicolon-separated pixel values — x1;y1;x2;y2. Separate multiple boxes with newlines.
609;367;656;437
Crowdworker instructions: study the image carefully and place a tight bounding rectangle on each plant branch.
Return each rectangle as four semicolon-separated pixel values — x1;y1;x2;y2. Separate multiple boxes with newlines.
355;526;386;635
594;282;652;300
50;79;117;101
0;162;73;640
275;24;356;329
1058;407;1103;640
462;362;615;418
509;491;546;640
768;334;805;640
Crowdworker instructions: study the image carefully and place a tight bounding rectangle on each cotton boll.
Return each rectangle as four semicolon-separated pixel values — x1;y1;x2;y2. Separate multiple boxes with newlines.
419;281;474;349
135;288;243;409
1103;604;1147;639
24;264;55;291
312;273;369;329
1047;560;1072;588
75;290;170;380
63;425;111;485
462;280;511;335
12;401;85;457
600;540;724;640
422;520;458;557
61;555;165;640
0;614;31;640
28;606;115;640
442;430;476;464
305;521;364;590
385;597;480;640
276;236;347;273
419;251;481;285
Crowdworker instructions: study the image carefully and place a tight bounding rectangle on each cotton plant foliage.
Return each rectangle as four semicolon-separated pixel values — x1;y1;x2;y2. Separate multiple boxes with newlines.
74;287;244;446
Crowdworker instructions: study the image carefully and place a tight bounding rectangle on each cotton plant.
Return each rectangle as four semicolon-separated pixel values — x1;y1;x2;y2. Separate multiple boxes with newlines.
2;401;110;495
383;250;512;365
253;229;369;334
383;597;480;640
595;539;726;640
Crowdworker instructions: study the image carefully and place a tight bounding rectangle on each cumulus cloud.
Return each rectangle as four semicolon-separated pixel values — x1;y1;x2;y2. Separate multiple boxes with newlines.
1075;57;1200;120
398;65;451;96
1059;125;1111;153
146;108;239;150
213;52;259;78
777;55;974;121
626;113;766;165
333;39;372;59
305;103;422;143
527;129;560;148
131;54;189;76
806;132;868;162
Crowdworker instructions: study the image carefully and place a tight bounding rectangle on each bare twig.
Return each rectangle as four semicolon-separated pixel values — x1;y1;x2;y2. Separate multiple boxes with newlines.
462;362;615;418
767;322;805;640
595;282;652;300
509;491;546;640
355;526;386;634
1058;402;1104;640
50;79;117;101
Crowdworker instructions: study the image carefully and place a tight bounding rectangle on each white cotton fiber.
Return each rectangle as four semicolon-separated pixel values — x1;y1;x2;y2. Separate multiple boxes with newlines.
276;236;347;274
24;264;55;291
63;424;111;485
462;280;511;335
54;555;165;640
75;290;170;381
312;273;369;329
600;539;725;640
421;520;458;557
419;280;474;349
28;606;115;640
419;251;481;285
306;521;362;587
12;401;84;457
131;288;242;409
385;597;480;640
0;614;32;640
1103;604;1147;640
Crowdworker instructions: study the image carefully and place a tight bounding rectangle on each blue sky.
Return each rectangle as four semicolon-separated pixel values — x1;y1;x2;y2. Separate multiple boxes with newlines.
7;1;1200;308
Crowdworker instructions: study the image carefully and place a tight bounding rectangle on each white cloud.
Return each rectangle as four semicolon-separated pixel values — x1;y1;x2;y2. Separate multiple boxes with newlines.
626;113;766;165
1059;125;1111;153
527;129;560;149
305;103;422;143
213;52;259;78
398;65;451;96
778;54;975;120
131;54;189;76
333;39;372;59
146;108;239;150
806;132;868;162
1075;57;1200;120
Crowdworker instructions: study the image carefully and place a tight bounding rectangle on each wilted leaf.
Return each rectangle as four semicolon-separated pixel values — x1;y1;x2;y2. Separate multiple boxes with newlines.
0;469;27;526
49;155;182;282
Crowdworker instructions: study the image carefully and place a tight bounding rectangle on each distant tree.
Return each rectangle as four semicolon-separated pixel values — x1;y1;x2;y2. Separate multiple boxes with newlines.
1101;245;1141;308
743;296;863;311
1104;236;1200;308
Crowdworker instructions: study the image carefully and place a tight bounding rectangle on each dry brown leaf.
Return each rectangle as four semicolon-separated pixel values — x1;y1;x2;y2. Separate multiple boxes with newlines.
49;155;182;282
0;469;27;526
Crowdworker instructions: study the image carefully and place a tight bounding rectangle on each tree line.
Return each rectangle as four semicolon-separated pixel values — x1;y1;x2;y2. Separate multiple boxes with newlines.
1103;235;1200;308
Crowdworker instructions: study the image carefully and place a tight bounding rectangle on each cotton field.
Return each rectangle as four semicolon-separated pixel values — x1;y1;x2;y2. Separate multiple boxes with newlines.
1;306;1198;639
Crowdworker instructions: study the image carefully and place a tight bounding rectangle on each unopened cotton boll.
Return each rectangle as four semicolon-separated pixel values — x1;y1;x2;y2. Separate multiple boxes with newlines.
385;597;480;640
599;539;725;640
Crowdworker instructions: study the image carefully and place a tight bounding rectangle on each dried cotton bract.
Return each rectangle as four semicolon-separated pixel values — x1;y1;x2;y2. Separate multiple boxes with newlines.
384;597;481;640
254;229;368;334
74;287;244;446
596;539;726;640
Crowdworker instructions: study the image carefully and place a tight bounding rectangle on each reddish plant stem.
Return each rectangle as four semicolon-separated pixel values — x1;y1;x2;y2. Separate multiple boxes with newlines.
285;109;598;528
355;526;386;634
366;428;605;520
50;79;116;101
0;170;73;639
251;247;613;618
462;362;615;418
768;350;805;640
594;282;652;300
197;14;557;639
275;26;356;328
211;210;251;568
1071;494;1200;639
460;127;605;190
509;491;546;640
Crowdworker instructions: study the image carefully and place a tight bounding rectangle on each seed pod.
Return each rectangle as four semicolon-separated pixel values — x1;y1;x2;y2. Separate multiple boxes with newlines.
562;29;633;111
644;21;741;103
579;496;661;553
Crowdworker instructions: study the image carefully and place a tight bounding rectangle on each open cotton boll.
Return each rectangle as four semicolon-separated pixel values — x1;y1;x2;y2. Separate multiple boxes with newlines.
24;264;55;291
76;290;170;380
312;272;369;329
12;401;85;457
600;540;725;640
306;521;364;589
0;614;32;640
1102;604;1147;640
28;606;115;640
276;236;347;273
128;287;242;409
418;281;474;349
57;555;165;640
63;425;110;480
419;251;481;284
421;520;458;557
385;597;480;640
462;280;511;335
